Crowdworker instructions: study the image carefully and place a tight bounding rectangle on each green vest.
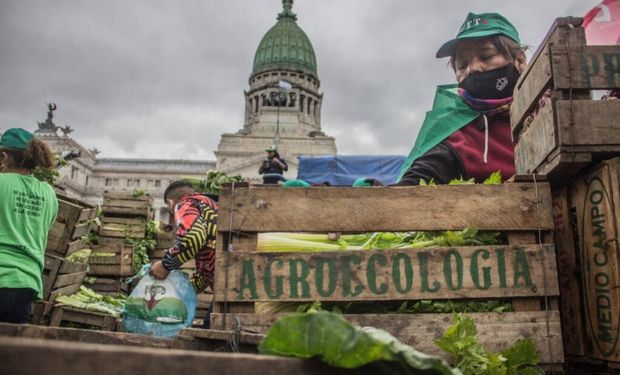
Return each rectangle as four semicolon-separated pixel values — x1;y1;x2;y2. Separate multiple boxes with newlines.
0;173;58;299
398;84;480;181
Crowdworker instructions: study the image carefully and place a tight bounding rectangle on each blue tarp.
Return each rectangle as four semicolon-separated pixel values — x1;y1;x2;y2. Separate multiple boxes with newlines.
297;155;407;186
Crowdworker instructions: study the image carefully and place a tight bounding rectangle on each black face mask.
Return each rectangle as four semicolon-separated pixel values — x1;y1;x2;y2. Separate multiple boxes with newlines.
458;64;520;99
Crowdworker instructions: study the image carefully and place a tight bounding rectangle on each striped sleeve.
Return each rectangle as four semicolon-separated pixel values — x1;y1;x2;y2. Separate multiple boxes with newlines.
162;198;217;270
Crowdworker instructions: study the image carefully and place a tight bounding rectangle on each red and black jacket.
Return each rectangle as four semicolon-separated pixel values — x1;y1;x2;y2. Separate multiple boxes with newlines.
397;112;515;185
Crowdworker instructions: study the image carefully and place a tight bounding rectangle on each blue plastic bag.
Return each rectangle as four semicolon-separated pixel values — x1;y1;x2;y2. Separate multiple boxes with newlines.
123;265;196;337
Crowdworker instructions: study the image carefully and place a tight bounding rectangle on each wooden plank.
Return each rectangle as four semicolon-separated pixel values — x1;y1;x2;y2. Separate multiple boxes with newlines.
217;184;555;232
52;271;87;289
42;255;63;300
55;199;83;224
552;186;586;356
214;245;559;303
88;263;133;277
97;236;128;248
78;207;95;222
46;221;65;252
507;232;543;312
514;102;557;175
180;328;264;345
58;259;88;274
570;158;620;362
556;100;620;147
553;46;620;90
511;46;552;134
64;238;86;256
211;311;563;364
0;336;366;375
0;323;176;349
71;222;91;240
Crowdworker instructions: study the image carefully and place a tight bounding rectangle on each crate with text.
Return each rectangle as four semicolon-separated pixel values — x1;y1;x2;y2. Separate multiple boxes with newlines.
211;183;563;367
511;17;620;183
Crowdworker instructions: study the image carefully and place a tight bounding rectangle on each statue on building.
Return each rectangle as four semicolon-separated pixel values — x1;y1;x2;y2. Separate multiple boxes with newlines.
35;103;61;135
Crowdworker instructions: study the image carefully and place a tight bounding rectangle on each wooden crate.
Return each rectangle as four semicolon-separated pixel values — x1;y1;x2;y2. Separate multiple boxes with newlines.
563;158;620;363
102;193;153;219
49;306;119;331
98;216;146;239
42;254;88;302
211;183;563;366
88;244;134;276
47;197;97;256
511;17;620;183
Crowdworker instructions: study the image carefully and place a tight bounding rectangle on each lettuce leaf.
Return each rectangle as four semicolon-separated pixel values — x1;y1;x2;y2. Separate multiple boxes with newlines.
258;311;460;375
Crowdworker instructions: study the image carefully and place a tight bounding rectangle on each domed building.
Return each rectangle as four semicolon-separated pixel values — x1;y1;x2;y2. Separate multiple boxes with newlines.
215;0;337;181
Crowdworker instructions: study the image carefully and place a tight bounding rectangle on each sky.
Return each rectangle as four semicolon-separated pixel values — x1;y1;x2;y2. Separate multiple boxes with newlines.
0;0;596;160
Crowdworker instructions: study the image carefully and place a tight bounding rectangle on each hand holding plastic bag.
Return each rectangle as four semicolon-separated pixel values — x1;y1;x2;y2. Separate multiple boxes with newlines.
123;264;196;337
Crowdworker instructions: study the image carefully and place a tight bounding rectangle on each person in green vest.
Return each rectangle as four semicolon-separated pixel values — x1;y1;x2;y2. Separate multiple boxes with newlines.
0;128;58;323
397;12;527;185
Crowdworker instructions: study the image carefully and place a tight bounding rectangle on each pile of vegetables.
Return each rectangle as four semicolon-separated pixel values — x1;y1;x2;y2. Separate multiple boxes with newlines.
125;220;160;270
55;286;126;318
257;228;502;253
258;311;541;375
183;170;244;196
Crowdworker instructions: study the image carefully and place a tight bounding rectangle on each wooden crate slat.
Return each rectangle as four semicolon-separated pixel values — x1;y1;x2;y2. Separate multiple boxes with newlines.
52;271;87;289
77;207;95;222
514;101;557;175
218;184;554;232
552;186;587;357
55;200;83;224
553;45;620;90
64;238;87;256
71;222;91;240
214;244;558;303
49;307;117;331
0;336;361;375
556;100;620;146
511;46;552;133
58;260;88;275
211;311;563;364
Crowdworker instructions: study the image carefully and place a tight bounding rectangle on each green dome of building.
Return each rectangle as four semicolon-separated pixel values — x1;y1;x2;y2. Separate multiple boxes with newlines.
252;0;318;79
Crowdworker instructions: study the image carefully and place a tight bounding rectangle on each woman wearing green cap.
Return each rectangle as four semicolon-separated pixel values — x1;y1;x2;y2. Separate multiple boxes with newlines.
0;128;58;323
397;12;526;185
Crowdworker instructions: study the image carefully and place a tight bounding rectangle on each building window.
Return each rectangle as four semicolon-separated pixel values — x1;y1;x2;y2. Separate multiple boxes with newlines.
71;166;78;179
85;176;89;186
105;178;112;187
155;180;161;188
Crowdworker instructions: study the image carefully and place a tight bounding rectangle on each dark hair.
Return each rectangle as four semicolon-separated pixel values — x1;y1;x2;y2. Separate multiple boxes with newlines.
1;139;55;170
449;35;526;71
163;180;195;202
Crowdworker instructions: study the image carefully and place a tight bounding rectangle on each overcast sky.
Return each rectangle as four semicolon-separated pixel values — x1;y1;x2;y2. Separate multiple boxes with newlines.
0;0;595;160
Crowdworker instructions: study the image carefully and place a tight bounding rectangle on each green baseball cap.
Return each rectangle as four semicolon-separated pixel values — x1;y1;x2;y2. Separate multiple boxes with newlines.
265;145;277;152
0;128;34;150
436;12;520;58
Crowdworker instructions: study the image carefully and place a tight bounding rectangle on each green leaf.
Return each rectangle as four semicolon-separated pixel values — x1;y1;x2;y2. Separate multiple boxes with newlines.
258;311;459;375
502;339;541;374
483;171;503;185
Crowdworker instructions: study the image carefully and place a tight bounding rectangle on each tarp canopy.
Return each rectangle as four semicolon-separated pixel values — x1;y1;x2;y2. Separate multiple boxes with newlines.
297;155;406;186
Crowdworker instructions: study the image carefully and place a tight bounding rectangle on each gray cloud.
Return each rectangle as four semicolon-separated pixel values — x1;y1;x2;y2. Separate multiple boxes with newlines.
0;0;596;159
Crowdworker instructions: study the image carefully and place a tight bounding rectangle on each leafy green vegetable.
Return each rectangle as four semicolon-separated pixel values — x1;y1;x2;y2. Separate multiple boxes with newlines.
259;311;460;375
434;313;541;375
55;286;126;318
66;249;92;263
184;170;245;196
483;171;502;185
131;189;146;198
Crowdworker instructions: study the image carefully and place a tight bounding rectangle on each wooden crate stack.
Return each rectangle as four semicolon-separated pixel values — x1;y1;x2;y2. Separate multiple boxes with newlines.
88;193;153;296
33;195;97;324
211;183;564;371
512;17;620;373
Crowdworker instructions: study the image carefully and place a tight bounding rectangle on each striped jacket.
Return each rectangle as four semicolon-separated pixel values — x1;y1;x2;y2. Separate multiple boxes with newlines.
162;193;218;292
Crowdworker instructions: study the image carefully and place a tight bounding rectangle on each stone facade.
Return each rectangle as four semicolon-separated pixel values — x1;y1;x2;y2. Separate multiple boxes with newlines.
37;133;215;224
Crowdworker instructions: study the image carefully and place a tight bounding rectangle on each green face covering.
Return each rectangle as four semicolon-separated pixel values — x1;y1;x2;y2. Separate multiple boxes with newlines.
397;85;480;181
